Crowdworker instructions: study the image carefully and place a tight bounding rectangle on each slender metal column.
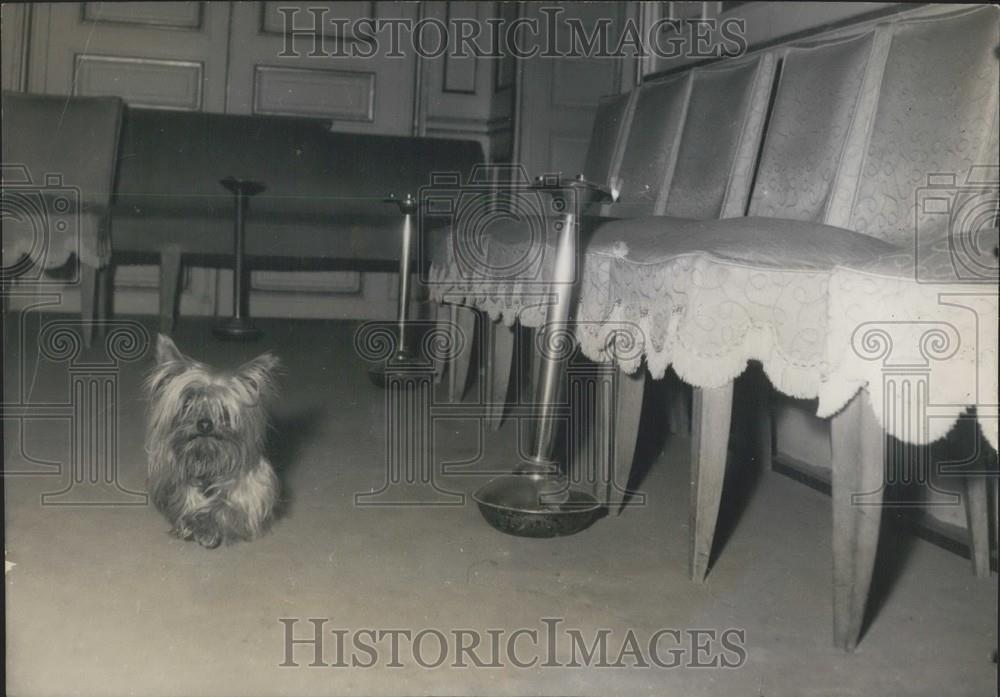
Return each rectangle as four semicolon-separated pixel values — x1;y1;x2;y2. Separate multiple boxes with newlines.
530;210;577;467
368;193;420;386
214;177;265;340
392;193;418;360
473;175;615;537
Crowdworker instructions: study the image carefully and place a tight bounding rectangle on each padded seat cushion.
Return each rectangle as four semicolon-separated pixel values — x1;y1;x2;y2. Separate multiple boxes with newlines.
435;214;900;279
841;227;999;282
588;216;900;269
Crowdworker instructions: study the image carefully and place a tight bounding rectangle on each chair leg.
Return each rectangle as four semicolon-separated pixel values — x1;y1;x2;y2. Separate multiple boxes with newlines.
689;382;734;583
608;366;645;514
446;305;460;399
430;303;445;383
487;321;515;430
97;264;114;323
447;304;476;403
669;384;691;434
159;246;182;336
79;262;98;348
830;389;885;651
753;374;773;471
528;327;542;401
964;475;991;578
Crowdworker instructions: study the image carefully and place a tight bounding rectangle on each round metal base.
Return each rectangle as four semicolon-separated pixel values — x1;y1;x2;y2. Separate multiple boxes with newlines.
473;474;602;538
212;317;262;341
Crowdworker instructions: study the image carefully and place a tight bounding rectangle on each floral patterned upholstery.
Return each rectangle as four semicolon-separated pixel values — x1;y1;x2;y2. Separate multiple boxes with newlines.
660;53;774;220
611;72;690;216
749;32;879;223
430;50;776;313
430;6;1000;448
581;92;632;186
847;10;1000;244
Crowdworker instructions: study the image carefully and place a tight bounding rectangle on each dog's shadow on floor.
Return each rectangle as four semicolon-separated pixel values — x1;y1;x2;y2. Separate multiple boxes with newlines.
267;405;328;519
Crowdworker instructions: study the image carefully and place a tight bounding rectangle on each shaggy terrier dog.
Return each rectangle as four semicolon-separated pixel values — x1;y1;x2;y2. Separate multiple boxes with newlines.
145;334;280;548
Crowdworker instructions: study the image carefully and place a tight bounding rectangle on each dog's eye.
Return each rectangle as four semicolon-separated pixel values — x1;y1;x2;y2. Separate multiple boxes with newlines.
181;395;194;412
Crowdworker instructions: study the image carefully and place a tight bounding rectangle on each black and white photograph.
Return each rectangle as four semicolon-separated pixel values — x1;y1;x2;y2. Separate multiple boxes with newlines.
2;2;998;695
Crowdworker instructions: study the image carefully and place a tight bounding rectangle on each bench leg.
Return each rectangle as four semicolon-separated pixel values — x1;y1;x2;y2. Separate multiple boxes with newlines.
487;321;515;430
830;389;884;651
527;327;541;401
608;366;645;514
965;474;991;578
80;262;98;348
430;303;445;383
689;382;734;582
159;246;182;336
669;384;690;434
753;372;773;470
447;304;476;403
97;264;114;323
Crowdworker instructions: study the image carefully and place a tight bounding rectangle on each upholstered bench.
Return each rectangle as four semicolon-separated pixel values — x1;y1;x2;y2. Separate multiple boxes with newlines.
430;48;775;423
2;92;125;346
430;4;999;650
110;108;483;331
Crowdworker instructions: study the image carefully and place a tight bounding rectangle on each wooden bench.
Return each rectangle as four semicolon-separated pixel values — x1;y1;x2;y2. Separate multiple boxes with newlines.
110;108;484;332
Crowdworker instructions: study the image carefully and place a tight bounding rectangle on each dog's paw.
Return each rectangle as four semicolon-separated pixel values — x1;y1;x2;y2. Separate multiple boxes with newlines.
191;513;222;549
170;523;194;541
195;531;222;549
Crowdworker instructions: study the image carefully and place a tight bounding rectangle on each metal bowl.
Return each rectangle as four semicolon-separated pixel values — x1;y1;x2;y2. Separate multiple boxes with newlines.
473;474;603;538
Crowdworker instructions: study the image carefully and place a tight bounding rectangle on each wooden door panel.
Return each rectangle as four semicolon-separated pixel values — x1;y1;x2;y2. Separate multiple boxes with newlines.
226;1;417;133
80;2;204;28
28;2;230;112
259;1;375;36
73;54;204;110
517;2;636;178
250;65;375;120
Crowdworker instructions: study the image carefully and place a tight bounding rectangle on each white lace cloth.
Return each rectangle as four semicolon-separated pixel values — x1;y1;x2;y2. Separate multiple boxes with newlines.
429;223;998;450
817;234;999;450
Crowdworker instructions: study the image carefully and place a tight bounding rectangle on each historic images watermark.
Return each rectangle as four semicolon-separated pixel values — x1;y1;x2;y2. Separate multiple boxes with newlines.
913;168;998;285
2;163;152;506
2;165;82;284
352;165;648;508
277;6;747;60
846;168;999;507
279;618;748;670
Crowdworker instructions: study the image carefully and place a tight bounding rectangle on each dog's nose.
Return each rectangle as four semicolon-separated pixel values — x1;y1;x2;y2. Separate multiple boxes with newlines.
196;419;213;434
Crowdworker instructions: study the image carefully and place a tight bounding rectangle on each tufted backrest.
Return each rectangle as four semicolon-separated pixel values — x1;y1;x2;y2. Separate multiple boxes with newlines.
748;30;882;223
581;92;633;187
661;52;776;220
844;6;1000;244
609;72;690;216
